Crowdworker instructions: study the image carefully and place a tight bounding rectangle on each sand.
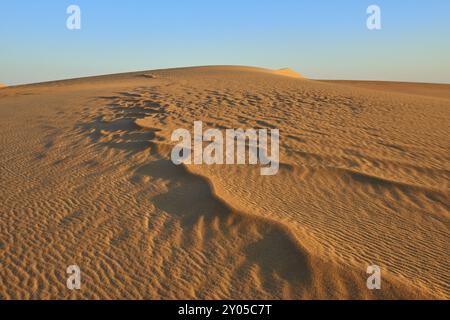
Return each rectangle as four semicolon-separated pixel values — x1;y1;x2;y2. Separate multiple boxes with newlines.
273;68;303;78
0;66;448;299
321;80;450;100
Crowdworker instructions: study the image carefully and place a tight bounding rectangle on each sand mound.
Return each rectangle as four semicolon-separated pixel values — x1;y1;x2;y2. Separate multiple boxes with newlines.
273;68;303;78
0;66;448;299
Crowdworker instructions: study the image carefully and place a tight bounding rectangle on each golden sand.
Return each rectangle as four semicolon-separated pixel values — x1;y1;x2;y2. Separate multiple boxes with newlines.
0;66;448;299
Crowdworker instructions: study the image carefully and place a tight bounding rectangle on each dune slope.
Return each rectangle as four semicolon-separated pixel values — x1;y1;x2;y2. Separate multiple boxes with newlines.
0;66;448;299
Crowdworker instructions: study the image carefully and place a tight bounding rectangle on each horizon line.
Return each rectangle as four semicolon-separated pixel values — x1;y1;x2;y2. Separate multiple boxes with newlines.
2;65;450;87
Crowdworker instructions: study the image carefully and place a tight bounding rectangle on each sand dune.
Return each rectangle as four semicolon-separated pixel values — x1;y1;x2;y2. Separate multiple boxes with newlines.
273;68;303;78
321;80;450;100
0;66;448;299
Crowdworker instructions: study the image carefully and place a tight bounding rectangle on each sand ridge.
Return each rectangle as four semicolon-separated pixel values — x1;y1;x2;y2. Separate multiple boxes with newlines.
273;68;303;79
0;66;448;299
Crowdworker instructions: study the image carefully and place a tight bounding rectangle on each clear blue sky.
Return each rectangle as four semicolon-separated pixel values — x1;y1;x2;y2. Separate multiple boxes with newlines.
1;0;449;85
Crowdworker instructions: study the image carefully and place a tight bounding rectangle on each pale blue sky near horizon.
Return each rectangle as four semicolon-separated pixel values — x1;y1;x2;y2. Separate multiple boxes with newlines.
1;0;449;85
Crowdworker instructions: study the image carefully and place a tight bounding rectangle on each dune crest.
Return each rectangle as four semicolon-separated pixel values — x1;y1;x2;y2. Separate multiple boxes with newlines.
273;68;303;78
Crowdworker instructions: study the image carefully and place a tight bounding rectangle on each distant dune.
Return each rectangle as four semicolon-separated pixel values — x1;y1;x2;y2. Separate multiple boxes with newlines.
0;66;448;299
273;68;303;78
321;80;450;100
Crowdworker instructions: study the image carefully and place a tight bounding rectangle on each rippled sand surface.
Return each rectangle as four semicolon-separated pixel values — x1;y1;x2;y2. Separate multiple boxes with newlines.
0;66;448;299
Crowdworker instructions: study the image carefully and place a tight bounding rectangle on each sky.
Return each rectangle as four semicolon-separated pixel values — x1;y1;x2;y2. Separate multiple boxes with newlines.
1;0;449;85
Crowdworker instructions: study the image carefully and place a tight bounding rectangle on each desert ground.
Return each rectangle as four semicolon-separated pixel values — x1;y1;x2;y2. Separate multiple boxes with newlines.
0;66;448;299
